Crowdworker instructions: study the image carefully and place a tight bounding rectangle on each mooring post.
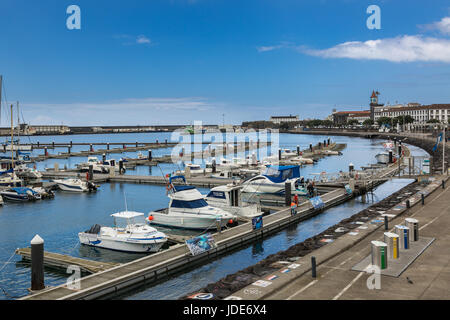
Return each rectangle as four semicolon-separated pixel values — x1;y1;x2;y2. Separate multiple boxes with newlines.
285;182;291;207
310;144;313;152
212;158;216;173
89;165;94;180
107;143;110;150
136;142;138;148
148;149;152;161
297;145;300;156
44;147;48;157
52;142;54;148
389;150;393;164
31;235;45;291
70;141;72;147
102;153;106;163
442;180;445;189
68;146;71;154
324;140;326;147
311;256;317;278
90;144;94;152
421;194;425;205
119;160;124;175
165;139;168;145
408;157;412;176
278;148;282;161
406;199;410;209
384;216;388;231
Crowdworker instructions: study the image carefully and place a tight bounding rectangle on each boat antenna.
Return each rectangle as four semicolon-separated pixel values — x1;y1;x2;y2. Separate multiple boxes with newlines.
123;191;128;212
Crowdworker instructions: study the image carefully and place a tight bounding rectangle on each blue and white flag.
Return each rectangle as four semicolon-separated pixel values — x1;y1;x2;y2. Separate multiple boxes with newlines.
433;132;443;152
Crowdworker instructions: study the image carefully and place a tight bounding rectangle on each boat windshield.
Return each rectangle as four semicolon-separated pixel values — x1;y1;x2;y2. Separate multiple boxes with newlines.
171;199;208;209
114;215;146;228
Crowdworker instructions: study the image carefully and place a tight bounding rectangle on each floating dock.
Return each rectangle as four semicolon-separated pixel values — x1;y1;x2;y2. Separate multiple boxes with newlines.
15;248;119;274
21;156;402;300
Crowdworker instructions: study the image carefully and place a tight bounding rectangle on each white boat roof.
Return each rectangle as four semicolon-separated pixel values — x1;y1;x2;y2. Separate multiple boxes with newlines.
111;211;145;218
211;184;242;192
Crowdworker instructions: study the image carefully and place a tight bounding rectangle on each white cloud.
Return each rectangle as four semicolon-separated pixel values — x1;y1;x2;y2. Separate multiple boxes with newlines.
136;35;151;44
300;35;450;63
256;42;293;53
420;16;450;35
114;34;152;46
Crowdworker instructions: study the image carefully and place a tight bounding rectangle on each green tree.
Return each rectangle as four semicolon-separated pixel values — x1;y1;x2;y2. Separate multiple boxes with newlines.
427;119;440;124
377;117;392;126
363;119;374;126
347;119;359;126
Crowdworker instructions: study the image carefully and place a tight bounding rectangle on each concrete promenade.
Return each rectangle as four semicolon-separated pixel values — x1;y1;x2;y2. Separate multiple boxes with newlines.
229;175;450;300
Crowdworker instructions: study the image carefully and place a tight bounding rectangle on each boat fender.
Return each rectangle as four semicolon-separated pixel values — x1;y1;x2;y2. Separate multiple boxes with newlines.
148;215;154;221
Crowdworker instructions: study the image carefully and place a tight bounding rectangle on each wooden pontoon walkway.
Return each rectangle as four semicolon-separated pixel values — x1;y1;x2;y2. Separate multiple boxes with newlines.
15;248;119;274
21;155;403;300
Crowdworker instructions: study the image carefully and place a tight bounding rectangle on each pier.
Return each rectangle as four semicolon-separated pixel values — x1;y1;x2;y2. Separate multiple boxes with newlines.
15;248;119;274
225;176;449;300
20;155;403;300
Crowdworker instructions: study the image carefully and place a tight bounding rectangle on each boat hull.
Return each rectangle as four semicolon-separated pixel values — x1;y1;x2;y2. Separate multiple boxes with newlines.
149;211;230;230
78;233;165;253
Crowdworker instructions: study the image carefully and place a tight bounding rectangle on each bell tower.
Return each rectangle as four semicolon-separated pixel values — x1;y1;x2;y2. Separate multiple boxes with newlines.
369;90;382;120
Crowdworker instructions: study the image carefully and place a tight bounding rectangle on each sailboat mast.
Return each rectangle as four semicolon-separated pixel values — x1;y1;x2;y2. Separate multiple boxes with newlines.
11;104;14;169
17;101;20;139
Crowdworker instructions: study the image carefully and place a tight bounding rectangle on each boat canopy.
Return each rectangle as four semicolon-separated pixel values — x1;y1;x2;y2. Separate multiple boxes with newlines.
9;187;36;195
169;175;186;184
111;211;145;219
263;165;301;183
172;185;196;192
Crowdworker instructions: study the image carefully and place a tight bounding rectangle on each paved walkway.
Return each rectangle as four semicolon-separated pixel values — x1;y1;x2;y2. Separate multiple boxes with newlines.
266;179;450;300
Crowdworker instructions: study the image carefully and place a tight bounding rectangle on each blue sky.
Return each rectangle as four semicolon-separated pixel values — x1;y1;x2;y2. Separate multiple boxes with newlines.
0;0;450;126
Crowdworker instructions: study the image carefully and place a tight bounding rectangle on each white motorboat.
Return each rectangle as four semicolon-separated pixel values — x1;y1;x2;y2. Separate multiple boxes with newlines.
77;156;109;174
206;158;240;171
0;187;41;202
0;170;23;187
280;149;298;159
205;184;262;219
148;176;237;230
53;178;97;192
15;164;42;179
241;165;302;195
177;163;206;176
375;152;390;164
79;211;167;253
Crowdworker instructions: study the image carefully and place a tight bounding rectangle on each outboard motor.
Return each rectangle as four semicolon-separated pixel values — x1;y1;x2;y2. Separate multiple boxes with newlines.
86;224;101;234
87;181;97;192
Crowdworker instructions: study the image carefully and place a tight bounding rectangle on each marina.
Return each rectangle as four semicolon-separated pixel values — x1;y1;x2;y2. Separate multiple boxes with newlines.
17;141;413;300
2;1;450;306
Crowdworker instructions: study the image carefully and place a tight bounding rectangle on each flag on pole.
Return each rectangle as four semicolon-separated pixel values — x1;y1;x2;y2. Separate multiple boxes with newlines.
433;132;443;152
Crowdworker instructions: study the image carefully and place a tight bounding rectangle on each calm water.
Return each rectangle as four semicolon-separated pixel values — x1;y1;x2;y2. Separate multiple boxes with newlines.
0;132;428;299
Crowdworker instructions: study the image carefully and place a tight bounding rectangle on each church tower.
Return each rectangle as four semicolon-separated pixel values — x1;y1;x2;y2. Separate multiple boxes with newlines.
369;90;382;120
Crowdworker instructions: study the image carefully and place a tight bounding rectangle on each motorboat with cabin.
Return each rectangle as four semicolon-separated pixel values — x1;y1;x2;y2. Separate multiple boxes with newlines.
0;169;23;187
79;211;167;253
0;187;41;202
375;152;390;164
241;165;303;195
77;156;110;174
15;164;42;179
148;176;237;230
53;178;97;192
205;184;262;219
